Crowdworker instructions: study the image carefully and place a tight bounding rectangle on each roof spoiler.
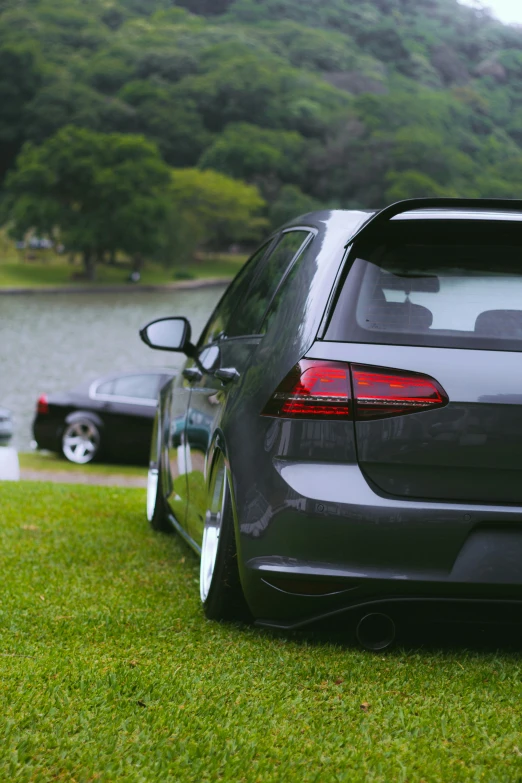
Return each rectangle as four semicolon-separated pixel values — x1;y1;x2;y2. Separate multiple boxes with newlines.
346;197;522;247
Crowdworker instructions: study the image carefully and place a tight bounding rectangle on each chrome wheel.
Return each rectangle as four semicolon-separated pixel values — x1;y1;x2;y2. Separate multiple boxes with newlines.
62;419;100;464
200;466;226;603
147;467;159;522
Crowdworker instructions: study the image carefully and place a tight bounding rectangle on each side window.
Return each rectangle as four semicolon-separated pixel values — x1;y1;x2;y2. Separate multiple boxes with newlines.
198;242;273;346
95;380;114;396
112;374;161;400
262;235;314;333
227;230;312;338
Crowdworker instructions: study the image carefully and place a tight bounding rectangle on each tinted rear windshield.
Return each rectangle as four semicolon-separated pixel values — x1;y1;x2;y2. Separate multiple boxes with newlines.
326;221;522;352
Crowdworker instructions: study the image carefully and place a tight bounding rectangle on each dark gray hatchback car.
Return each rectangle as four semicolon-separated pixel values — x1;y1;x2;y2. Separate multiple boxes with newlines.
141;198;522;649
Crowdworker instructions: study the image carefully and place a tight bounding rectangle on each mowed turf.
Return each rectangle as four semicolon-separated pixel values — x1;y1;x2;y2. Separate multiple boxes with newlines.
1;483;522;782
18;451;147;479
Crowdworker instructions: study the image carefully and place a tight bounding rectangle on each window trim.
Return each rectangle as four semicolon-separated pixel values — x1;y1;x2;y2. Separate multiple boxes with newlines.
258;227;317;334
317;243;354;340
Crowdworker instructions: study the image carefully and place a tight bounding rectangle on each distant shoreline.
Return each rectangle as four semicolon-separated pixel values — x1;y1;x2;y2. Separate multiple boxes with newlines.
0;277;231;295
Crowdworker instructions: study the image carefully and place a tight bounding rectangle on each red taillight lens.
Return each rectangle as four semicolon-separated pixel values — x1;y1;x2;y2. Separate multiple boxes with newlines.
37;394;49;415
262;360;448;421
262;360;351;419
351;364;448;420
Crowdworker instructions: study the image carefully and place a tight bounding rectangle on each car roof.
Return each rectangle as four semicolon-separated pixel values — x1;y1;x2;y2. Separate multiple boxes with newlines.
279;200;522;247
281;209;375;233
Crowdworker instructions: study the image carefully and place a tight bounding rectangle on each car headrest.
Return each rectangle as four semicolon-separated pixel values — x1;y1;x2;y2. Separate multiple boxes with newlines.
475;309;522;338
369;285;386;303
380;271;440;294
365;300;433;332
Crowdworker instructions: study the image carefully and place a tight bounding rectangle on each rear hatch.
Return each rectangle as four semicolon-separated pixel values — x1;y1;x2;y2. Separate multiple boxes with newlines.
323;212;522;504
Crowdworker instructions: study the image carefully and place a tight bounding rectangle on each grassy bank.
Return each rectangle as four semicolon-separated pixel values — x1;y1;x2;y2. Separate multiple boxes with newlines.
2;482;522;781
0;248;245;289
18;451;147;478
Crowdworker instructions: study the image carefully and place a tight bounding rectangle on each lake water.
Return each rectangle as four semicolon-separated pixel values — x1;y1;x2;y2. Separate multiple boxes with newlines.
0;286;225;450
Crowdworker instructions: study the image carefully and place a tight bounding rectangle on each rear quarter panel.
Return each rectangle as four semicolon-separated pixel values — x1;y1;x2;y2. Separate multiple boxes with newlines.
220;213;361;567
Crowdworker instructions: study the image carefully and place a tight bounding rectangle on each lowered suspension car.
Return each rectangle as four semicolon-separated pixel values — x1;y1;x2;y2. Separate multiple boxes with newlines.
141;198;522;649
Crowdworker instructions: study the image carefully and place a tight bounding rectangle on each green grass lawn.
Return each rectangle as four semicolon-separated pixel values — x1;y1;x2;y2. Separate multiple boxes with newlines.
2;482;522;782
0;250;245;289
18;451;147;478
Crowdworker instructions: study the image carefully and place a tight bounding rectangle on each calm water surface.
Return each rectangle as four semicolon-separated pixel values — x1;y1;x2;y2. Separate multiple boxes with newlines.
0;287;224;449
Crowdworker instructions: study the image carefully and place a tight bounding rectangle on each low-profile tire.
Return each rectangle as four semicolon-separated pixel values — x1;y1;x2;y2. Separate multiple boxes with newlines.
147;408;173;534
200;456;250;622
147;462;173;534
61;416;101;464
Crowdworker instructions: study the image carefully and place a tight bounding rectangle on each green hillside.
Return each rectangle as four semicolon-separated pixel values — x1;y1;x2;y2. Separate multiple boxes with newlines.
1;0;522;269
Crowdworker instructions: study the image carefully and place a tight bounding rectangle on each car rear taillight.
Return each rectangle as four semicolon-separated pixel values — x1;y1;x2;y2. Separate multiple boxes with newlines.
351;365;448;420
37;394;49;415
261;360;351;419
262;361;448;421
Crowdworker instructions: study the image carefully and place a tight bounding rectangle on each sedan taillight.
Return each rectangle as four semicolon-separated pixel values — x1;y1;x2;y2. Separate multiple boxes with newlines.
262;361;448;421
37;394;49;415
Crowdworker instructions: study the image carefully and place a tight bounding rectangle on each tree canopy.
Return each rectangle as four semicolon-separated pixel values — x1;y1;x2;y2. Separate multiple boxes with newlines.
3;126;172;277
157;167;267;266
2;0;522;266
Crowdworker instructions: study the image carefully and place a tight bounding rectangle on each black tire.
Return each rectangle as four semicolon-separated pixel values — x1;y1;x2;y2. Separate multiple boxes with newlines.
147;409;173;534
200;459;251;622
147;463;172;534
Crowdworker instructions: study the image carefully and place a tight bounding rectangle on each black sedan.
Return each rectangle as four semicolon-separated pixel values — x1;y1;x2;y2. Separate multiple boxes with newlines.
33;369;175;464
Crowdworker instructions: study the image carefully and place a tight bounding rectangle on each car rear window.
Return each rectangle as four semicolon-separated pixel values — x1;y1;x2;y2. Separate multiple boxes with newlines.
325;221;522;352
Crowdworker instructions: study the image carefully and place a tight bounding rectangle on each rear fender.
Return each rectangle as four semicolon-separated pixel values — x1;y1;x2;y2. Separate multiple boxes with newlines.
206;432;245;577
64;410;104;430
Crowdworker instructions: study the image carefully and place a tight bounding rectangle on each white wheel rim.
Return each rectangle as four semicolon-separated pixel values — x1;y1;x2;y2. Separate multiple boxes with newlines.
147;468;159;522
62;421;100;464
200;467;226;603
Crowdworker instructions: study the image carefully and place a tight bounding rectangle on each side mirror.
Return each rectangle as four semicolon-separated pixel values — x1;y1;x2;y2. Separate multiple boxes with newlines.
139;317;194;355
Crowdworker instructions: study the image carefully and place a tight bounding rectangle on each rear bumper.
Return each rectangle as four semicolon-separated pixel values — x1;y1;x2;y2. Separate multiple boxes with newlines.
239;462;522;627
33;415;62;451
255;595;522;631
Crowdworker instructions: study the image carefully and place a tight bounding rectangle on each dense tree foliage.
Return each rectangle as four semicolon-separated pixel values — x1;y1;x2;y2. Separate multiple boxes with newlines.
3;126;265;276
2;0;522;266
3;126;172;278
158;167;266;264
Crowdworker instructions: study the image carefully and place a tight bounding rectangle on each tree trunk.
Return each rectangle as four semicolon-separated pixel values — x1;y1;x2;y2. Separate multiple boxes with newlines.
132;253;144;273
83;251;96;281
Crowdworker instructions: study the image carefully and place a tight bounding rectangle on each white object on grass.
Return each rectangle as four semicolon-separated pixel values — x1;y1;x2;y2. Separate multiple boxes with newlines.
0;447;20;481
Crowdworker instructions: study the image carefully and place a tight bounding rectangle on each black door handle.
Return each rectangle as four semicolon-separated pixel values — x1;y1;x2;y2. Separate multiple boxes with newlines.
183;367;202;383
215;368;240;384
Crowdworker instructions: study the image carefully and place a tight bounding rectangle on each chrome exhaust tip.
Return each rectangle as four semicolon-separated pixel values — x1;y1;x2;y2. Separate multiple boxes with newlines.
356;613;396;651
